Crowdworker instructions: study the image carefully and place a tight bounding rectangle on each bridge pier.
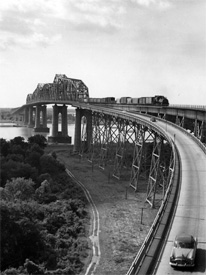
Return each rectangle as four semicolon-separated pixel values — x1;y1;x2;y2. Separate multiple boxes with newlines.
74;108;92;153
24;107;29;125
48;104;71;143
34;105;49;133
200;121;206;143
28;106;35;127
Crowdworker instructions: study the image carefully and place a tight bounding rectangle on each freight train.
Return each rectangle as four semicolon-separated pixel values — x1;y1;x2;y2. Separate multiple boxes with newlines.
83;95;169;106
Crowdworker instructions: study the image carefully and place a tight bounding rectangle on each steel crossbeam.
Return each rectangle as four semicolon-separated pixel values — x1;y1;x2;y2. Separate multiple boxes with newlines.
88;113;102;163
130;124;146;190
99;115;113;170
146;134;163;208
113;118;127;179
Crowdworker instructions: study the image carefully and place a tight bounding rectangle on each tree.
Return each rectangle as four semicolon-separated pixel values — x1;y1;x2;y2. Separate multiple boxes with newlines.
10;136;28;151
40;154;65;176
4;178;35;201
1;160;38;187
0;138;10;157
28;135;47;149
1;201;45;271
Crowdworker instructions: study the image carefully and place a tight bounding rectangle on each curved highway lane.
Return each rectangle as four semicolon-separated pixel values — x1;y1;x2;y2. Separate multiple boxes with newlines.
153;120;206;274
128;112;206;274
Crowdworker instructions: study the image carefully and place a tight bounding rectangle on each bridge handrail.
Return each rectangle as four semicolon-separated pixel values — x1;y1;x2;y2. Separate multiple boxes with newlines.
158;116;206;155
169;104;206;110
125;116;205;274
125;134;177;275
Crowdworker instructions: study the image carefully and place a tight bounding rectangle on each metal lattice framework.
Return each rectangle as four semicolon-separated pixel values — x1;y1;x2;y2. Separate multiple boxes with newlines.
26;74;89;104
145;134;163;207
82;110;174;207
130;124;147;190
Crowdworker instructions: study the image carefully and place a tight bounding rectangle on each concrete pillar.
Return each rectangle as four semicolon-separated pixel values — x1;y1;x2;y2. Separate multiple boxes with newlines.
62;105;68;136
28;106;35;127
42;105;47;128
74;108;82;151
24;107;29;125
194;119;198;137
52;104;59;137
35;105;41;129
200;121;206;143
48;104;71;143
86;110;93;151
34;105;50;133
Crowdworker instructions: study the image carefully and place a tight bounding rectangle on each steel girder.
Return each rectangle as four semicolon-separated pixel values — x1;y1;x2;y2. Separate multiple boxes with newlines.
88;113;102;163
130;124;146;190
112;119;135;179
145;133;163;208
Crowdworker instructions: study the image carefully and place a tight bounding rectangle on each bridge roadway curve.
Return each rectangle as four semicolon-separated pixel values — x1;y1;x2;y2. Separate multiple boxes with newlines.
72;103;206;273
153;119;206;275
126;112;206;275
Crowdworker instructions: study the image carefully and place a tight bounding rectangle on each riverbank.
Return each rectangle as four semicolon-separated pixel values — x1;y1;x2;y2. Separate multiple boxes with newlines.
46;145;158;275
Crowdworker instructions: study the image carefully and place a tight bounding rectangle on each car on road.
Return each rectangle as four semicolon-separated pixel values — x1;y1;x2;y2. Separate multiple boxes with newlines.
150;117;156;122
170;234;198;268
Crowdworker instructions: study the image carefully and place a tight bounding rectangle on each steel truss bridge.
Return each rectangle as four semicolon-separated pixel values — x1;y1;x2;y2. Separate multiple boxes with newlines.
12;74;206;274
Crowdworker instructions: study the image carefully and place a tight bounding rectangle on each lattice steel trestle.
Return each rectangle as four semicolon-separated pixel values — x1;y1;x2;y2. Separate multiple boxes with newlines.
75;109;173;208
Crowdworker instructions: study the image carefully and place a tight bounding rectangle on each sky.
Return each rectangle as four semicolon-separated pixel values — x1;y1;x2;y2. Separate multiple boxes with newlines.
0;0;205;108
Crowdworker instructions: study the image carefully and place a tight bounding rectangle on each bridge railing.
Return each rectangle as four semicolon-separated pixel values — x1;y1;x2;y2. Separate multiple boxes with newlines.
125;115;206;274
125;131;178;275
169;104;206;110
159;116;206;155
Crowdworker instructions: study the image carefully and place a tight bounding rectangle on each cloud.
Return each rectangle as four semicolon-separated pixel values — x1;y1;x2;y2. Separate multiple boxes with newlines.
0;0;126;50
0;0;63;50
131;0;172;10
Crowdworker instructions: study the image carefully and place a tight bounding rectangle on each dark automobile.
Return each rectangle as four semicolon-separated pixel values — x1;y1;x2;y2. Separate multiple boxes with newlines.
150;117;156;122
170;234;198;267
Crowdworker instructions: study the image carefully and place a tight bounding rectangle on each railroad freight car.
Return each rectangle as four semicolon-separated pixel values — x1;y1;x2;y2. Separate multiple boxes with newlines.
88;97;115;104
119;95;169;106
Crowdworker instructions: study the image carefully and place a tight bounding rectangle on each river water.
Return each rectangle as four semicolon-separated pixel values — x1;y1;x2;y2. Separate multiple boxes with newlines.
0;123;75;144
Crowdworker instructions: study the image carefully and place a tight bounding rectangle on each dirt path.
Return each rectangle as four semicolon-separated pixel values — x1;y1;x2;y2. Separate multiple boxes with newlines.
47;145;158;275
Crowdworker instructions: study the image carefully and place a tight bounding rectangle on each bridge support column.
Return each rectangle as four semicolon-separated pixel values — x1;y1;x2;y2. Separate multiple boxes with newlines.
62;105;68;137
85;110;93;152
200;121;206;143
24;107;29;125
34;105;41;129
74;109;92;153
146;134;163;208
193;119;199;137
34;105;49;133
74;108;82;152
130;124;146;190
48;104;71;143
28;106;35;128
42;105;49;131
